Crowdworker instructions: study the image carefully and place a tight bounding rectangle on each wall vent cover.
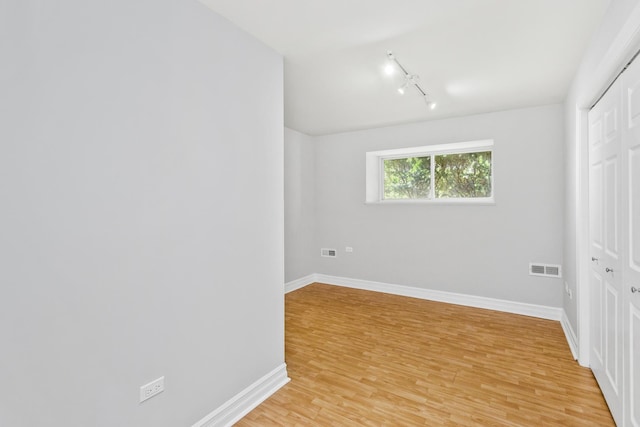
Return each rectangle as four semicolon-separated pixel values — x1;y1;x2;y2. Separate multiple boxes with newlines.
529;263;562;278
321;248;337;258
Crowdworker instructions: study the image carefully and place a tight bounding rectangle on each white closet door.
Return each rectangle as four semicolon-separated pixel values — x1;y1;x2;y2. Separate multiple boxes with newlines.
623;54;640;427
589;76;624;425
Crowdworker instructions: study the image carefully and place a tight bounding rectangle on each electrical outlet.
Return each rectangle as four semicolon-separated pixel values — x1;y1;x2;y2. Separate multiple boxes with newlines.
345;247;353;253
564;282;573;299
139;376;164;403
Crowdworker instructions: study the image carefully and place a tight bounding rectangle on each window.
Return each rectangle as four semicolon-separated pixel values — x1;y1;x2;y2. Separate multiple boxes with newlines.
366;140;494;203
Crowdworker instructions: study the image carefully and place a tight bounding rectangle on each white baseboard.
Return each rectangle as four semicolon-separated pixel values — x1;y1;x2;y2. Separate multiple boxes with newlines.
285;274;317;293
561;310;579;360
311;274;563;321
192;364;290;427
285;273;562;321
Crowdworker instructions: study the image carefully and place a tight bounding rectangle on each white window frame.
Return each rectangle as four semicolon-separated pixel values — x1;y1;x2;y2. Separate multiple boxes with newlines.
365;139;495;204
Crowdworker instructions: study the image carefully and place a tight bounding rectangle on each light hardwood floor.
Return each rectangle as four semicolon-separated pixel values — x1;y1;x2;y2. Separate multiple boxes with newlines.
237;283;614;426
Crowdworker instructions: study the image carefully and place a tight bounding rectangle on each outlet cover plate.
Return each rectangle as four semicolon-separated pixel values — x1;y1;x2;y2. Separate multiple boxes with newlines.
140;376;164;403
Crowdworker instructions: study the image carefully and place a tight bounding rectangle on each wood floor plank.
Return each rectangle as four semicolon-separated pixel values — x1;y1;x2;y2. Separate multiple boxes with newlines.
236;283;614;426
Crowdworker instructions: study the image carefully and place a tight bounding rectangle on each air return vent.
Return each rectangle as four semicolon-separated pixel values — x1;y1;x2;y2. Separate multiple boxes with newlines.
320;248;337;258
529;263;562;278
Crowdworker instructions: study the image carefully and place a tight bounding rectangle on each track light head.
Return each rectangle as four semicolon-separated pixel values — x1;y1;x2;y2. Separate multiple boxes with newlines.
385;51;396;75
384;64;395;76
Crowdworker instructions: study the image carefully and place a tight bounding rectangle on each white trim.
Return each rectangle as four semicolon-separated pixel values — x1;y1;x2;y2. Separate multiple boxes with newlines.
368;198;495;206
585;4;640;108
561;309;579;361
577;108;592;367
314;274;562;321
284;274;316;293
192;364;290;427
368;139;494;158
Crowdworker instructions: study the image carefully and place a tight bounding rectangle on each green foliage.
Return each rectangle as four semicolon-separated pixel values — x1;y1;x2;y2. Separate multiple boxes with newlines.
435;151;492;198
383;151;492;200
383;156;431;199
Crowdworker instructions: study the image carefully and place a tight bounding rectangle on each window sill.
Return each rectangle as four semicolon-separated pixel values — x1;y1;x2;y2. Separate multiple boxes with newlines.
365;198;495;206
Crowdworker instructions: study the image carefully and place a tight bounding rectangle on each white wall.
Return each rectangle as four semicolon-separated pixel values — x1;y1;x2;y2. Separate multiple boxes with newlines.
286;105;564;308
284;128;316;281
0;1;284;426
563;0;640;339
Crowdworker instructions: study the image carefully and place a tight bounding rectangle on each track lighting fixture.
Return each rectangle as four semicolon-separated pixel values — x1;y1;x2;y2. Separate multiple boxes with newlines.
385;51;436;110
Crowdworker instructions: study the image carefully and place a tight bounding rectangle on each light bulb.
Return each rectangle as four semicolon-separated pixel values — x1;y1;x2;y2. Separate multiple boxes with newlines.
430;102;437;110
397;86;406;95
384;64;395;76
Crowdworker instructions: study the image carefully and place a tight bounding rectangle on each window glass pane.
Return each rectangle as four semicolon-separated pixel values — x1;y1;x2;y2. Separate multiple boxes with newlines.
435;151;492;198
383;156;431;199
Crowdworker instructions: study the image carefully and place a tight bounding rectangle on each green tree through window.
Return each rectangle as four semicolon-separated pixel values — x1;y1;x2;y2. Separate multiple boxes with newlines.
383;157;431;199
435;151;492;198
382;151;492;200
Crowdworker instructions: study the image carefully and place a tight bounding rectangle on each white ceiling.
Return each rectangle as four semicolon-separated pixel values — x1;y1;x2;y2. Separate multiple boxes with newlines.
200;0;610;136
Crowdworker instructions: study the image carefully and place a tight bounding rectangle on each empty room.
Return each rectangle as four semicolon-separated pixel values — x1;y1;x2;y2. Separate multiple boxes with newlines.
2;0;640;426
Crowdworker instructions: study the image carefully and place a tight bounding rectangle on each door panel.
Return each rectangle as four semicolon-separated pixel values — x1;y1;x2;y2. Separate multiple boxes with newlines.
628;79;640;128
589;75;623;425
592;119;603;148
588;44;640;427
591;163;604;250
621;52;640;427
593;272;604;364
605;157;619;259
605;108;618;143
631;147;640;273
630;305;640;426
605;281;620;394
